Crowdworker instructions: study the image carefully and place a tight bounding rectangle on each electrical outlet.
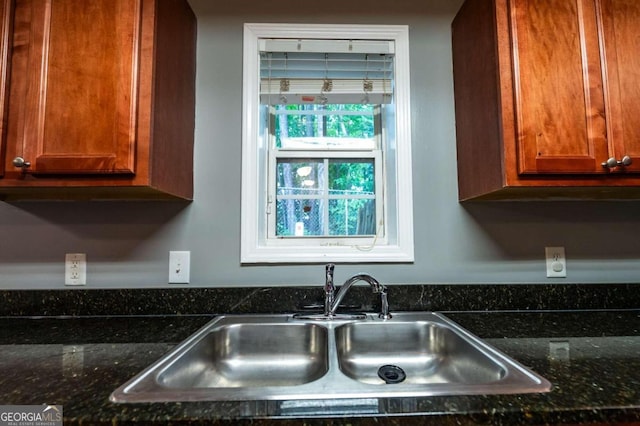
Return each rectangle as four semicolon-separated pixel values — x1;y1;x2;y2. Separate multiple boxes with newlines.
65;253;87;285
169;251;190;284
545;247;566;278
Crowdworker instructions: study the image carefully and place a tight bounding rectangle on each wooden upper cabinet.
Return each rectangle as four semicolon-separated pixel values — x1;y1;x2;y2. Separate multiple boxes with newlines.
0;0;196;200
510;0;608;174
599;0;640;173
11;0;139;175
452;0;640;200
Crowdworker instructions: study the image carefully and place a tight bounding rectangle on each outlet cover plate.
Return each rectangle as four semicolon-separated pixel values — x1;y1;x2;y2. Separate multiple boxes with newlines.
545;247;566;278
65;253;87;285
169;251;190;284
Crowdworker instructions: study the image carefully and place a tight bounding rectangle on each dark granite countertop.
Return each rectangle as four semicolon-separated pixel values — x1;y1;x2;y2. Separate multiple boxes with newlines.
1;310;639;425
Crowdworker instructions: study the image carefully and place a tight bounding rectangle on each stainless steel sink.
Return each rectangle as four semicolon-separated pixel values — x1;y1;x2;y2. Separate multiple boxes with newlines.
111;312;551;403
157;322;328;388
335;321;506;385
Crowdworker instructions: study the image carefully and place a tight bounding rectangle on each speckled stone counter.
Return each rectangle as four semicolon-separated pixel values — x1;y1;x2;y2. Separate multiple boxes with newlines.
1;310;639;425
2;283;640;316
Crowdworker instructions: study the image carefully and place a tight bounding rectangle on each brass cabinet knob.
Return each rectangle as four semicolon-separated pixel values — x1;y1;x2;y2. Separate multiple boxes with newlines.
602;157;618;169
602;156;632;169
620;155;633;167
12;157;31;169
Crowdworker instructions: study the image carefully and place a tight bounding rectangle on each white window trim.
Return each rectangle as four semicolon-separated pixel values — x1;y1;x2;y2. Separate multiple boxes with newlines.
241;23;414;263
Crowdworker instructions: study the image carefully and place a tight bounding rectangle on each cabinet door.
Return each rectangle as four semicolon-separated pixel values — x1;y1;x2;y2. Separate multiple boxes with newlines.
509;0;609;174
0;0;11;178
7;0;141;175
600;0;640;172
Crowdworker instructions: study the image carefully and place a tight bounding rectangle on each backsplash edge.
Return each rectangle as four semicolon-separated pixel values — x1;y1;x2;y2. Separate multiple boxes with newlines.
1;283;639;317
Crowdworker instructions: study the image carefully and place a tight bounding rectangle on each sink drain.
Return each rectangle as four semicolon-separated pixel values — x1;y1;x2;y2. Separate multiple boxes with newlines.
377;365;406;384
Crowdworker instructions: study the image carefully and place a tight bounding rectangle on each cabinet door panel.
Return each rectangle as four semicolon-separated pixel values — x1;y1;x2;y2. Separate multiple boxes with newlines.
510;0;608;174
600;0;640;172
14;0;140;174
0;0;11;178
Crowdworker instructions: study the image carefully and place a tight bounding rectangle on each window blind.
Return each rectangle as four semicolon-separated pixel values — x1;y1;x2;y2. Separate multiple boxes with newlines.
259;39;395;105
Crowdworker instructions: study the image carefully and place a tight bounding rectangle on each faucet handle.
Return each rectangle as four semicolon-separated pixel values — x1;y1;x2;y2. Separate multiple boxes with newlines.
378;286;392;320
325;263;335;291
324;263;336;317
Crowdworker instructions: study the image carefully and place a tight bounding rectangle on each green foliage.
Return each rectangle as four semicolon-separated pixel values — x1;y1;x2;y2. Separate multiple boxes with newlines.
274;104;377;237
274;104;374;146
328;199;375;236
329;160;374;194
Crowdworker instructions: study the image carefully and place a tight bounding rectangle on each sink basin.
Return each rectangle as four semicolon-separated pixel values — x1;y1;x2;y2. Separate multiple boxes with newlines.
157;322;328;388
335;321;506;385
111;312;551;403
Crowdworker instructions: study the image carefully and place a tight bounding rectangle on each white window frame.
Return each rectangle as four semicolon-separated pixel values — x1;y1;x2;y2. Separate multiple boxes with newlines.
241;23;414;263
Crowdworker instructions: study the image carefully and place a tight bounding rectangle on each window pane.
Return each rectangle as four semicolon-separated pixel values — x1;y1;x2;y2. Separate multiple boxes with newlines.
276;199;324;236
329;199;376;236
275;104;375;149
276;160;324;195
328;159;375;195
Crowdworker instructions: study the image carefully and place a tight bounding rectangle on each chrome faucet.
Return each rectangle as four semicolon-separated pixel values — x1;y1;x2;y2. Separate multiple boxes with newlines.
324;263;336;316
324;263;391;320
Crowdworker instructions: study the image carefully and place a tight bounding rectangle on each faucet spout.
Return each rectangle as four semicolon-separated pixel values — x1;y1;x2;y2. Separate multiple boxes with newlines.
329;273;391;319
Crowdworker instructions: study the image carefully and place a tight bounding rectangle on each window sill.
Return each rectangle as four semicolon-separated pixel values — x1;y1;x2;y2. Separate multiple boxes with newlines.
240;243;414;264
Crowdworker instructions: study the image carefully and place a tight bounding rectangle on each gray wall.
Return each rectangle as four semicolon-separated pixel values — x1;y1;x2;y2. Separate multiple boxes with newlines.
1;0;640;290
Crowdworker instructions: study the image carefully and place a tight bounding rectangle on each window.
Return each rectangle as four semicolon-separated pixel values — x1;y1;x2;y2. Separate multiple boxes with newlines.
241;23;414;263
